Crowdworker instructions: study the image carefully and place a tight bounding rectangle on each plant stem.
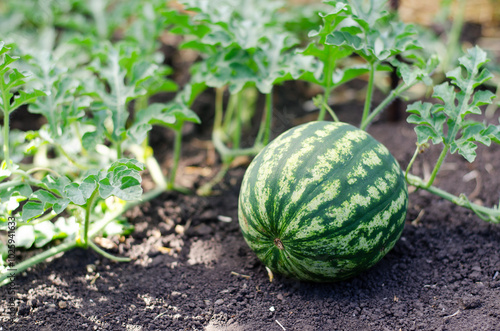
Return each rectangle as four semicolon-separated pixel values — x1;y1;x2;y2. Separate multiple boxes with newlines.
233;93;242;149
82;189;99;248
214;87;224;132
167;128;183;190
26;167;61;177
360;61;376;127
88;240;130;262
1;105;10;170
324;102;339;122
17;210;58;227
360;82;410;130
406;173;500;223
196;162;231;196
73;122;87;157
262;92;273;145
212;130;263;158
115;141;123;159
443;0;466;72
318;47;334;121
405;145;421;183
128;144;167;190
222;92;237;133
424;144;449;188
88;186;164;238
0;179;24;191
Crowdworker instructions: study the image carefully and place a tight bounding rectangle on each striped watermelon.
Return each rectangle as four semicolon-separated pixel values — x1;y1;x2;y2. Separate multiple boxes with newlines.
238;121;408;282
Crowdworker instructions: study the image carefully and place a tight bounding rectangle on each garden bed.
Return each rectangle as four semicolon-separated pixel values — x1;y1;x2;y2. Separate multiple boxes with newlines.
2;96;500;330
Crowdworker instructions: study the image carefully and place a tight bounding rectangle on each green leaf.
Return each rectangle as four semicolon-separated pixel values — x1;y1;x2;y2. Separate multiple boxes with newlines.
323;1;420;63
406;46;499;163
407;101;446;145
98;159;144;201
20;159;143;221
82;109;107;151
326;31;363;50
332;65;370;86
0;46;45;116
86;42;158;144
64;183;89;206
394;55;439;87
128;101;201;144
11;89;47;111
21;202;46;222
27;52;90;144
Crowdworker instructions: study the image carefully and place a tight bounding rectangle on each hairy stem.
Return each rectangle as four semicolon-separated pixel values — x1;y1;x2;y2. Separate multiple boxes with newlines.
196;162;231;196
360;82;411;130
360;61;377;127
405;145;421;183
1;96;10;170
167;128;183;190
406;173;500;223
213;130;262;158
318;48;334;121
443;0;466;72
214;87;224;132
262;92;273;145
0;240;77;286
88;240;131;262
233;93;242;149
424;144;449;188
82;189;99;248
128;144;167;190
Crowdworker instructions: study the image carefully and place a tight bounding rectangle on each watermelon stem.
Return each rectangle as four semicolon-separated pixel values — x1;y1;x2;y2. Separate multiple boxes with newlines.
406;173;500;223
262;92;273;145
313;95;339;122
360;82;412;130
361;61;377;127
274;238;284;250
318;47;335;121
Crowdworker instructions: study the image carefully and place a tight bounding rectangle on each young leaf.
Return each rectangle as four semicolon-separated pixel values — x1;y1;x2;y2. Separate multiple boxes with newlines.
27;51;90;145
0;45;46;116
85;43;157;145
98;159;145;201
128;102;201;144
20;159;144;221
324;3;420;63
407;46;498;162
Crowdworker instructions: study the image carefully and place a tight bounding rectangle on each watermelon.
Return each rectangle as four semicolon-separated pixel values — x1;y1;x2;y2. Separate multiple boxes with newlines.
238;121;408;282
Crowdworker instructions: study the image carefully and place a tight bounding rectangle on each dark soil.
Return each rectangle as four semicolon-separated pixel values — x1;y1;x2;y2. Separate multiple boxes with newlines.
2;92;500;330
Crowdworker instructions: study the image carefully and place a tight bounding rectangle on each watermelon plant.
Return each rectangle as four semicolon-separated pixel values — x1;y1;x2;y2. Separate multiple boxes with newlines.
165;0;319;194
405;46;500;222
0;0;199;285
237;1;500;282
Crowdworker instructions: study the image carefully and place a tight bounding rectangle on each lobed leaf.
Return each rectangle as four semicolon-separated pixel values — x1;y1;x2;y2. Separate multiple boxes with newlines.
20;159;144;221
406;46;498;162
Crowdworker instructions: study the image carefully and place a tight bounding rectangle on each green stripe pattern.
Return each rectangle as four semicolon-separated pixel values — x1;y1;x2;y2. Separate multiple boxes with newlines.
238;121;408;282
